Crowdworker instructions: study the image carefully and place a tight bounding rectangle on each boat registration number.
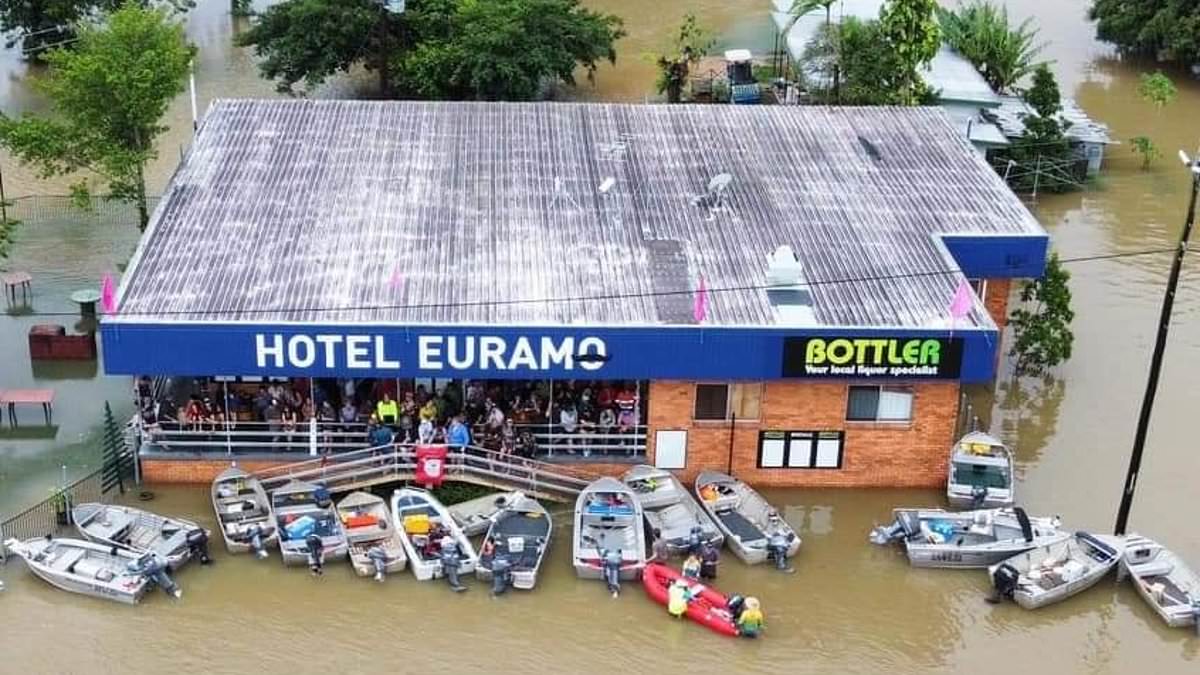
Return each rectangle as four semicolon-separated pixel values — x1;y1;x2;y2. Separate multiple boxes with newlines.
930;551;964;563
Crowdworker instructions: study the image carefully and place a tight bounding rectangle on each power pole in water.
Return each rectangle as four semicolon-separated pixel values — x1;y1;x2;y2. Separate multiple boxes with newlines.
1114;149;1200;535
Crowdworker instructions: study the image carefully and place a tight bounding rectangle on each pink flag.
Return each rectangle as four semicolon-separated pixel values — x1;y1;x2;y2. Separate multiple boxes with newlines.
100;273;116;314
388;263;404;292
949;279;973;320
693;275;709;324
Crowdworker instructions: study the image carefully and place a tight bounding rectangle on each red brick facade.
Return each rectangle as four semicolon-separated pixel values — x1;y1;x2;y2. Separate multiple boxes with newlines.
142;459;290;484
984;277;1012;330
645;380;960;488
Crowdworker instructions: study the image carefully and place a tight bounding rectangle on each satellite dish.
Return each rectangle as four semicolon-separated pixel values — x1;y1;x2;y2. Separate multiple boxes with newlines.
707;173;733;193
598;177;616;193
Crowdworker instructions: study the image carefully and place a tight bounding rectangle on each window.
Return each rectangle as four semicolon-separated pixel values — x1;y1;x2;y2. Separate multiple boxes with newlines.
847;386;913;422
758;430;843;469
694;384;729;420
693;383;762;421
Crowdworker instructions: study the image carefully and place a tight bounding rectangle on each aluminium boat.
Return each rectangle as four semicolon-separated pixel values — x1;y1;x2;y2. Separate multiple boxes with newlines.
336;491;407;579
391;487;478;582
1121;534;1200;632
989;532;1125;609
211;465;277;557
72;503;210;570
2;537;168;605
869;507;1067;569
448;490;525;537
622;465;722;557
476;493;551;590
573;477;646;581
272;480;349;567
947;431;1014;509
695;470;799;566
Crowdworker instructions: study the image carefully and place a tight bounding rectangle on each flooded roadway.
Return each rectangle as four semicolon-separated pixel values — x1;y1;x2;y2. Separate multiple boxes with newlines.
2;0;1200;672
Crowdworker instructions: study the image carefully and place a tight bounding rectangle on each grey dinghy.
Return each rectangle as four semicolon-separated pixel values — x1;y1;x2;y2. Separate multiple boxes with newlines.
449;490;525;537
695;470;799;566
573;477;646;582
476;493;552;591
3;537;180;604
72;502;211;570
989;532;1125;609
211;465;277;557
1121;534;1200;632
947;431;1014;509
622;465;722;556
336;491;407;580
870;507;1067;569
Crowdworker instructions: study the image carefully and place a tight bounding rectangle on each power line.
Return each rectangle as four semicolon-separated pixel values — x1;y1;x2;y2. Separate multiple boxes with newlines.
2;246;1179;320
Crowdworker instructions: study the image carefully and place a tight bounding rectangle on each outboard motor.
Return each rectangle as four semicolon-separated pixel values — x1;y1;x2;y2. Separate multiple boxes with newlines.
490;553;513;596
130;552;181;598
990;563;1021;603
186;528;212;565
244;523;269;560
869;519;906;545
601;548;623;597
767;532;795;572
366;544;390;582
971;485;989;508
727;594;746;622
305;533;325;577
439;541;466;592
1191;600;1200;637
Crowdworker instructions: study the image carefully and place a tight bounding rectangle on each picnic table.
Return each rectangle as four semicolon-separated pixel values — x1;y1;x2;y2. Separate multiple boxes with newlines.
0;388;55;427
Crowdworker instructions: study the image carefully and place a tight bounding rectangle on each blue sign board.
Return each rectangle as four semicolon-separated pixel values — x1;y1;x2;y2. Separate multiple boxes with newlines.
100;322;1000;383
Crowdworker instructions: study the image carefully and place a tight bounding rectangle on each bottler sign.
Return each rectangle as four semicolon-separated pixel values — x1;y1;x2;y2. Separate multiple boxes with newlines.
781;337;963;379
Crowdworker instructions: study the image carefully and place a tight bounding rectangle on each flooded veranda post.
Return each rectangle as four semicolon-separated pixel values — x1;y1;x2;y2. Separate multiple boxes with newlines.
2;0;1200;672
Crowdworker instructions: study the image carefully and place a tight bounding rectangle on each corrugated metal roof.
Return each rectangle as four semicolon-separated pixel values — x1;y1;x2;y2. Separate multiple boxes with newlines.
991;95;1114;145
113;100;1043;329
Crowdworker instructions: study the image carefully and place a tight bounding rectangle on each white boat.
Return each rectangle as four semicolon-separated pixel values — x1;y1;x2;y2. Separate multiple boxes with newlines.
2;537;164;605
476;493;552;591
622;465;722;556
336;491;407;579
989;532;1125;609
72;503;210;570
695;470;799;566
572;477;646;581
272;480;349;567
211;465;278;558
390;487;478;582
1121;534;1200;632
869;507;1067;569
947;431;1014;509
448;490;524;537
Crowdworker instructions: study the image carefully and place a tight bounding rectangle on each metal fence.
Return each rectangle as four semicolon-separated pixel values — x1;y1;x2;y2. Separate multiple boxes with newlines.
0;467;112;562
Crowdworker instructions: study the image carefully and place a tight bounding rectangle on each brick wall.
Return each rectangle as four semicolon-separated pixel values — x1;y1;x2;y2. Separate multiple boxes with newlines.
142;458;291;484
646;380;959;489
984;278;1012;330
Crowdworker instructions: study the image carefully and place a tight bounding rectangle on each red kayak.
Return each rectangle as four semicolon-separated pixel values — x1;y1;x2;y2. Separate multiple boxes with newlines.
641;562;740;637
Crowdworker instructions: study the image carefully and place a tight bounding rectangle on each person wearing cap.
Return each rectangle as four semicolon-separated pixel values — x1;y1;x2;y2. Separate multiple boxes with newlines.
737;597;764;637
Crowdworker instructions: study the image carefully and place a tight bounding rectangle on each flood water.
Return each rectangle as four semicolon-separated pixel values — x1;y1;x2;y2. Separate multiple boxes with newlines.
2;0;1200;672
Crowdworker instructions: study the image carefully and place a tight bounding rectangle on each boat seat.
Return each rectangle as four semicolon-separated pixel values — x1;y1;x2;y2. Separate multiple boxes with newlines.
72;557;115;581
1133;561;1175;578
89;511;135;541
51;547;87;572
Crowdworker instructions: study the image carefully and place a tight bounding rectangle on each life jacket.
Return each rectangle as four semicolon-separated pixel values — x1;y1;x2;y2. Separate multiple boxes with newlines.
668;584;690;615
739;608;764;631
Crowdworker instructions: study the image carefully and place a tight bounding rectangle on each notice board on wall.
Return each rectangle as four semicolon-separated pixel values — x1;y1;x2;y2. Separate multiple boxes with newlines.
654;430;687;469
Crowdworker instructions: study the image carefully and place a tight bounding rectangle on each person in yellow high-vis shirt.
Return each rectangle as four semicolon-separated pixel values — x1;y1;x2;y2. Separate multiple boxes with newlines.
667;579;693;617
376;393;399;426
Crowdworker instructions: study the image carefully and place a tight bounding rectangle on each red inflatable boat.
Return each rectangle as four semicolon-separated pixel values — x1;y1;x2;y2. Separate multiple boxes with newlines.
641;562;740;637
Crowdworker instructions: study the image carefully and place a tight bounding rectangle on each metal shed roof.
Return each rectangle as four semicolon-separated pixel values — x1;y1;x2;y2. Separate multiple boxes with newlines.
112;99;1043;329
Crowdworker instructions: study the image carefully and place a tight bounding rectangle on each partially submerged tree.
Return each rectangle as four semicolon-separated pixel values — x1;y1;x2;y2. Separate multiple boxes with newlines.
653;14;713;103
996;64;1077;193
937;0;1045;92
0;4;195;230
878;0;939;105
1089;0;1200;64
0;0;191;60
1131;71;1177;170
1009;253;1074;377
397;0;624;101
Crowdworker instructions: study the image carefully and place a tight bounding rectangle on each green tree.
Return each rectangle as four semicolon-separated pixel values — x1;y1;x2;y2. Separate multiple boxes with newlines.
0;202;17;260
0;0;191;60
653;14;713;103
1131;71;1176;170
878;0;939;105
937;0;1045;92
0;4;195;230
803;19;902;105
1089;0;1200;64
393;0;624;101
236;0;402;95
1009;253;1074;377
997;64;1077;193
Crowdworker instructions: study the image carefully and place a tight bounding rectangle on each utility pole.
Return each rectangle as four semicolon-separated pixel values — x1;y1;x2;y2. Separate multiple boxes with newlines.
1114;149;1200;535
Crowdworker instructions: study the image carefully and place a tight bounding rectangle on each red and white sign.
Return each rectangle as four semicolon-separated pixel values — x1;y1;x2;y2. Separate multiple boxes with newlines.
415;444;448;487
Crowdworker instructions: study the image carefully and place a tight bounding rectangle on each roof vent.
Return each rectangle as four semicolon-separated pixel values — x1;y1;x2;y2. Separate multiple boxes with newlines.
765;246;814;325
857;135;883;162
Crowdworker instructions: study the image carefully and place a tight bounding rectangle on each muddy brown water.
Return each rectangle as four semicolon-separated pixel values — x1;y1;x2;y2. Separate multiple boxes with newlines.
2;0;1200;672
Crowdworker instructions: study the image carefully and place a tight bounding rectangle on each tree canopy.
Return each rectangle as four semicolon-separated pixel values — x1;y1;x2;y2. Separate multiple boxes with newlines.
652;14;713;103
1089;0;1200;64
237;0;624;101
801;16;939;106
0;0;191;59
878;0;939;105
0;3;195;229
937;0;1045;92
1010;252;1074;377
995;64;1077;193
